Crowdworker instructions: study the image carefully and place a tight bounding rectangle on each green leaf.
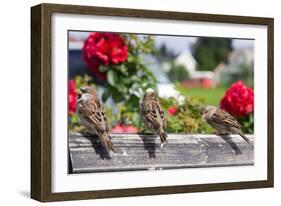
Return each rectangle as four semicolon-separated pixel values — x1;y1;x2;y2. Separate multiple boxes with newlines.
74;76;82;87
99;65;109;72
139;64;157;82
117;84;128;94
111;88;124;103
102;88;111;102
132;112;141;127
127;94;139;109
70;114;78;124
118;64;129;75
107;70;118;86
127;55;135;63
122;78;131;85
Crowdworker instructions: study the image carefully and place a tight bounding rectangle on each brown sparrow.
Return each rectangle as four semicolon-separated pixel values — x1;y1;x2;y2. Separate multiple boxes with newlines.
201;105;250;144
141;92;168;146
76;86;114;155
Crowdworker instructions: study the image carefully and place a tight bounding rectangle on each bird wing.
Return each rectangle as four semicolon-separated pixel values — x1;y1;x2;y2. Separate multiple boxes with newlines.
156;100;167;128
78;97;109;133
212;108;241;129
141;100;167;128
141;101;156;123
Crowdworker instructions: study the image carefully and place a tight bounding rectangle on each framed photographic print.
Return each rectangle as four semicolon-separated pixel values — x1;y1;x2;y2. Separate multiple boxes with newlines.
31;3;274;202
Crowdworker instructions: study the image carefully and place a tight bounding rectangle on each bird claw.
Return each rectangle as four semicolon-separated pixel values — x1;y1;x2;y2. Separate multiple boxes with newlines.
108;151;114;159
160;141;168;149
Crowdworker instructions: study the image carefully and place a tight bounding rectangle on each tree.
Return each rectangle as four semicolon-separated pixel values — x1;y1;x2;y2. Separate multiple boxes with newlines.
168;63;189;82
154;44;177;62
192;38;232;71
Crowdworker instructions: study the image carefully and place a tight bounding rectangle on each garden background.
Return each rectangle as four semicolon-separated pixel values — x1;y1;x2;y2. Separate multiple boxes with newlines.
68;31;254;134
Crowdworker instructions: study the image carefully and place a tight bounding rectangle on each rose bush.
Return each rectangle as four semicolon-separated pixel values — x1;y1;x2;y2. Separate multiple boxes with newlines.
220;80;254;117
68;33;156;131
159;89;213;134
82;32;128;80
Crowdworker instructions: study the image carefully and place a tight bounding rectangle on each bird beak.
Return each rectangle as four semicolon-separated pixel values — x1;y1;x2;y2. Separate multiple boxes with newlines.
75;89;82;95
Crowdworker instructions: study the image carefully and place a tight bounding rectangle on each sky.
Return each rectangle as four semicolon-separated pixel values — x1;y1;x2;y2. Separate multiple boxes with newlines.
153;35;254;55
69;31;254;54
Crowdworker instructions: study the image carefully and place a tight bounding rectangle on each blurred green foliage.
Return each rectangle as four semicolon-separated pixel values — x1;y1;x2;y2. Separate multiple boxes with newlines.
159;96;213;134
192;38;232;71
239;64;254;88
219;64;254;88
238;113;254;134
168;63;189;82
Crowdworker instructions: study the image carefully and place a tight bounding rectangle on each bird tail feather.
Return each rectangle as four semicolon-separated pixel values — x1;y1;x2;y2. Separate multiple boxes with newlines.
159;130;168;144
100;133;115;153
238;132;250;144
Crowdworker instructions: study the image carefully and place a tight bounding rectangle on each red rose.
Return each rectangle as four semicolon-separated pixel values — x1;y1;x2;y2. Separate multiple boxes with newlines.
168;106;177;116
220;80;254;117
68;80;77;114
82;32;128;80
111;124;138;133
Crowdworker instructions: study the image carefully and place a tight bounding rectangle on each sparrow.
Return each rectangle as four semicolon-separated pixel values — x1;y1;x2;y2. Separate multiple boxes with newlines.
201;105;250;144
140;92;168;146
75;86;114;155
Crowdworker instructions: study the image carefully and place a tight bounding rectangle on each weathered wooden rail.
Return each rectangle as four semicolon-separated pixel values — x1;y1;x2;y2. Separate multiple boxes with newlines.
69;132;254;173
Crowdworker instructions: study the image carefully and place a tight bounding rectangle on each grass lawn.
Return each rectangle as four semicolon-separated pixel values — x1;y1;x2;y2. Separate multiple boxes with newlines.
182;87;227;106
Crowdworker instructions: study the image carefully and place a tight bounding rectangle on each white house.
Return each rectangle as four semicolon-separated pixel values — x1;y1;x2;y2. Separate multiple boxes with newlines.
219;48;254;83
175;50;197;74
174;50;215;87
